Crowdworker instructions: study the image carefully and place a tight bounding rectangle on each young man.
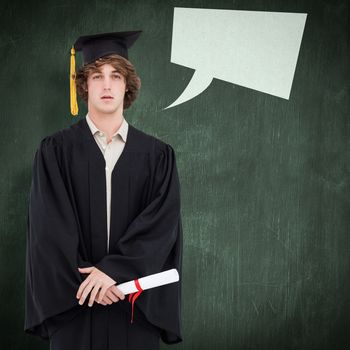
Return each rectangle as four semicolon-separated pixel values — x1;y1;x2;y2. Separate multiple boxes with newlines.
24;31;183;350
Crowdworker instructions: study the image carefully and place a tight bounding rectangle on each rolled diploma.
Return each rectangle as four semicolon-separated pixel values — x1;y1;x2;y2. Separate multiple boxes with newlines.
116;268;179;295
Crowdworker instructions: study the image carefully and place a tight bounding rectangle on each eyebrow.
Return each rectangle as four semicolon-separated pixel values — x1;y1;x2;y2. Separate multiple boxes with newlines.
91;70;121;74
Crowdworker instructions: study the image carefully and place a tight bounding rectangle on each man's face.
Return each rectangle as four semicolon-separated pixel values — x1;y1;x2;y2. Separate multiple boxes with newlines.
86;63;127;115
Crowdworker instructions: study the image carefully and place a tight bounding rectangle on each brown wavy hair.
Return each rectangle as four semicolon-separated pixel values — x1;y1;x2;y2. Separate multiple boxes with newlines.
75;54;141;109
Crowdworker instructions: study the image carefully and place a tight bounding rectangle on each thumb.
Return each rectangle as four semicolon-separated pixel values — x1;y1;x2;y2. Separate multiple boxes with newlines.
78;267;94;272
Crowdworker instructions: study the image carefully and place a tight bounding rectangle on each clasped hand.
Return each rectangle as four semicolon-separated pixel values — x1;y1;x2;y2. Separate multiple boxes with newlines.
76;266;125;307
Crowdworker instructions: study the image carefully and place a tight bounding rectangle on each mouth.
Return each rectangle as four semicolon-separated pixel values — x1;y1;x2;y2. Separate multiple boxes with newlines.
101;96;114;100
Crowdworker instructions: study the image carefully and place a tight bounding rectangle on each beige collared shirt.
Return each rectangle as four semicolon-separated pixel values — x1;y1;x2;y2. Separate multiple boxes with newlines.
85;113;129;253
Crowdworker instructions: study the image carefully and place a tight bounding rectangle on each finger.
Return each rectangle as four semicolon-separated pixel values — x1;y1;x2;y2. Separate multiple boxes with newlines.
96;290;114;304
107;290;119;302
78;280;95;305
111;286;125;300
96;291;112;305
76;277;92;299
94;291;107;306
103;295;113;305
89;282;102;307
97;286;109;303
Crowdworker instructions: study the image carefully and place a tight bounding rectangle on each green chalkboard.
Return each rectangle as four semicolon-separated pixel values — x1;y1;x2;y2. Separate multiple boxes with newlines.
0;0;349;349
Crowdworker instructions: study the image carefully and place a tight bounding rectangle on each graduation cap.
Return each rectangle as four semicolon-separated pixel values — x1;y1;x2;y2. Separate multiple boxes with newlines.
70;30;142;116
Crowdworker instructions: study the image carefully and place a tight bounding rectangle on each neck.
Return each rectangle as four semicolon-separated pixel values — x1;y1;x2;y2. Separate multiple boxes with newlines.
88;106;124;141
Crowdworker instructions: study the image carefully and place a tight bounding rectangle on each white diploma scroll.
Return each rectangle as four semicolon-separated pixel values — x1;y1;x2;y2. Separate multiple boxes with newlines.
116;268;179;295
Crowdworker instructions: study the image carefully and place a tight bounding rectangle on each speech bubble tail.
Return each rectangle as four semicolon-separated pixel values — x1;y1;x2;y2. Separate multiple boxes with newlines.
164;71;213;110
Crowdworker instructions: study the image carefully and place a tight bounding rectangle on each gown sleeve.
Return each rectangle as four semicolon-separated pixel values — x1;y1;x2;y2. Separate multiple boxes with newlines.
24;136;91;340
94;142;183;344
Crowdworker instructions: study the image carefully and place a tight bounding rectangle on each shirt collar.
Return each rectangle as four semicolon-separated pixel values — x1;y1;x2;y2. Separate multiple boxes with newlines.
85;113;128;142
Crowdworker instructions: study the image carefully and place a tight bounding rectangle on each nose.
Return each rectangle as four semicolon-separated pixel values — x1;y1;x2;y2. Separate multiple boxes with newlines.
103;76;112;90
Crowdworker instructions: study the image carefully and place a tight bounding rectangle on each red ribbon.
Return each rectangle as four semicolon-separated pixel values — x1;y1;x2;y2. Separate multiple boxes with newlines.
128;279;143;323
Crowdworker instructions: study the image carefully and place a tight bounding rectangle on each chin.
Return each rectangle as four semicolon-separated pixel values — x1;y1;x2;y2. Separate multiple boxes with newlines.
96;104;118;113
100;108;117;114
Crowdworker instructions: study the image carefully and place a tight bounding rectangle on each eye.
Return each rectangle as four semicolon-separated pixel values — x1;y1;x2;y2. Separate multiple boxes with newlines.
92;75;101;80
112;74;121;79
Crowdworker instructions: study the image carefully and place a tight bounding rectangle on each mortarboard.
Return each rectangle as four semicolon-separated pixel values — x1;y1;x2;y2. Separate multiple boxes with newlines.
70;31;142;116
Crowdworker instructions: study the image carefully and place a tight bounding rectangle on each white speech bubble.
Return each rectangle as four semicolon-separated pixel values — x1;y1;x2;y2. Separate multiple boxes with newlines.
165;7;307;109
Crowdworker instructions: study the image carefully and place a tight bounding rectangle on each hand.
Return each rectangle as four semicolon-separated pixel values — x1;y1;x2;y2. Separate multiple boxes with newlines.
95;285;126;306
76;266;122;307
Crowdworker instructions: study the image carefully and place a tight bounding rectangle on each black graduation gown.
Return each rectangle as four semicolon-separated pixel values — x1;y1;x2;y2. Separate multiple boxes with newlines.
24;117;183;347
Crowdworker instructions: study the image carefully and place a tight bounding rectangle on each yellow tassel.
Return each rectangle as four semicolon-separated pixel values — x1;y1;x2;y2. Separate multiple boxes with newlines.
70;46;79;116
